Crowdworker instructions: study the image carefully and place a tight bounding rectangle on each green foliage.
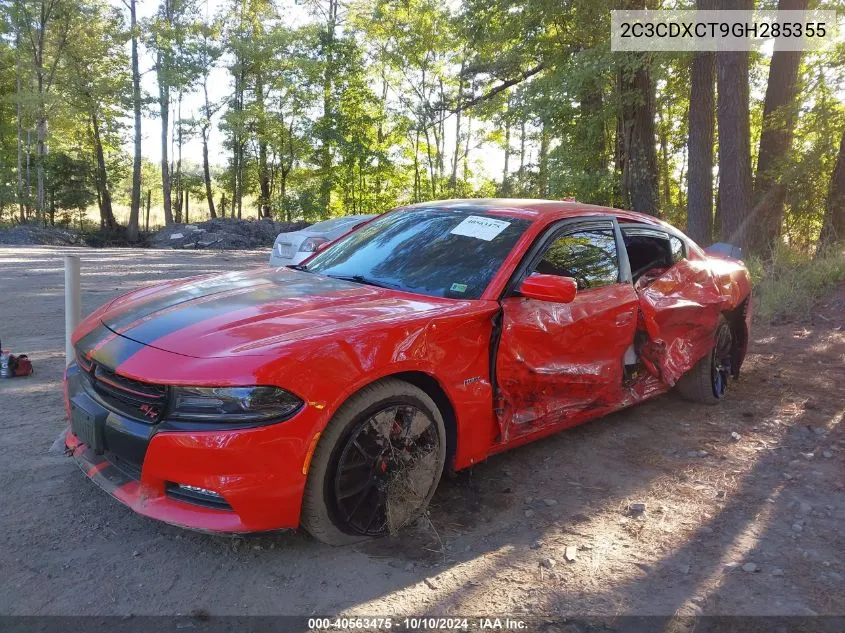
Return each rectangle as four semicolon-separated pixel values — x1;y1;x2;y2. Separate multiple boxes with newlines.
0;0;841;249
750;245;845;323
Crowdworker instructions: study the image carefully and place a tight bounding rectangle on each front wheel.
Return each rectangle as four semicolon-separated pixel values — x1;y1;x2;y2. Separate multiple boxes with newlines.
676;315;733;405
301;379;447;546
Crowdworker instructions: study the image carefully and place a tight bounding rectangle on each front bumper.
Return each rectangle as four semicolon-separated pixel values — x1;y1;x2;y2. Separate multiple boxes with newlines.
64;363;321;533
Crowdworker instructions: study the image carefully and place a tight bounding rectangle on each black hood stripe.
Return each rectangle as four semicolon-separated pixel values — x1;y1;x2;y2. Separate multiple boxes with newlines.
103;272;369;349
103;272;270;333
76;322;147;370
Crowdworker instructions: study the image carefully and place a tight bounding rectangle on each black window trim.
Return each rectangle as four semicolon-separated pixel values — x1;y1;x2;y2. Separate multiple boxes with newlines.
501;216;632;299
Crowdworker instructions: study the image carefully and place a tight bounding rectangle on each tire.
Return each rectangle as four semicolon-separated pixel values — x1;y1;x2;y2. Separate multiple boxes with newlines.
301;378;447;546
676;315;733;405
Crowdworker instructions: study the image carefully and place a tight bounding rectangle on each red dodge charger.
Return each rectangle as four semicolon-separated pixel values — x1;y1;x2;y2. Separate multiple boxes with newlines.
64;199;751;544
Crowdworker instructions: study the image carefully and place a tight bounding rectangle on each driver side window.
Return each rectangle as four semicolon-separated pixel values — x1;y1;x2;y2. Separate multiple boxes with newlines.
534;228;619;290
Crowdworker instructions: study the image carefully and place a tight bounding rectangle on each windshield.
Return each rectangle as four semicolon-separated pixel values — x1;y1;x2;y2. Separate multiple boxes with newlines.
304;207;531;299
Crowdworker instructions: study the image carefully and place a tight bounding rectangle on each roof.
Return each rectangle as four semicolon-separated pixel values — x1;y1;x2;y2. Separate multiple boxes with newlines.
404;198;667;226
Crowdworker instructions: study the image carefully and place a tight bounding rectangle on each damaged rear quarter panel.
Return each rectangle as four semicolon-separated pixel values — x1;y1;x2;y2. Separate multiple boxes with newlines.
635;253;752;386
635;258;724;385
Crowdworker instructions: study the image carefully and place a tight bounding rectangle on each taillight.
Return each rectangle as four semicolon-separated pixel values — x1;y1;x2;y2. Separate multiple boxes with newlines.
299;237;329;252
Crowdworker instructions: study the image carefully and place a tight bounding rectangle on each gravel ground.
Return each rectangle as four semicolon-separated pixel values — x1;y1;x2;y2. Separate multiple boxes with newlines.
0;245;843;620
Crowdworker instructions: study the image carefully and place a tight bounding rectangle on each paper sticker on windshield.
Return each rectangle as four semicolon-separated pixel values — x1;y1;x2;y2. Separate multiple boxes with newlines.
450;283;468;293
450;215;511;241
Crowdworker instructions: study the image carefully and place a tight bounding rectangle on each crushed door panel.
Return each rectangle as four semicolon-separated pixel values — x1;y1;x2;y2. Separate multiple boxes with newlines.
495;284;639;442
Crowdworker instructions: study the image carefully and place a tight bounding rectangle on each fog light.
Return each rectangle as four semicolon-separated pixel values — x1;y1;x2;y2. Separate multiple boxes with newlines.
177;483;222;498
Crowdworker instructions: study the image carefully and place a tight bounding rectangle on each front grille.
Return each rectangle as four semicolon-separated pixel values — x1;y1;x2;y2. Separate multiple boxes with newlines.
78;357;168;423
94;364;167;401
76;351;94;372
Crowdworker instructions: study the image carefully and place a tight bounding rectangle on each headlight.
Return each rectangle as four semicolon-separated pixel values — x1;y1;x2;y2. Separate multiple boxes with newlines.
168;386;303;422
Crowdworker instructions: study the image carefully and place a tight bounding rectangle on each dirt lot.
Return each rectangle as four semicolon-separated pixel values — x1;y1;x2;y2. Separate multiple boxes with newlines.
0;245;843;619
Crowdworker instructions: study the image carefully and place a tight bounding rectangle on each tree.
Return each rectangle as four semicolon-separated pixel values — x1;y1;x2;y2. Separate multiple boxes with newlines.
818;128;845;248
122;0;142;240
148;0;199;225
61;0;129;230
616;50;659;215
44;151;96;225
11;0;75;222
685;0;715;246
715;0;752;250
197;16;221;218
614;0;659;216
315;0;341;213
751;0;808;256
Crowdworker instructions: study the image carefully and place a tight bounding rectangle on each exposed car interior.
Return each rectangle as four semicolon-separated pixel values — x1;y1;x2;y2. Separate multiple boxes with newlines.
622;228;684;286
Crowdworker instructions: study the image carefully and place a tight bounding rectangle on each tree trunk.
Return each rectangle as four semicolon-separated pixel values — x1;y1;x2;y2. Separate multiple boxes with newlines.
157;50;173;225
751;0;807;255
716;0;753;250
236;141;243;219
423;125;437;199
184;189;189;224
91;112;116;230
319;0;338;213
577;80;607;203
35;71;46;222
519;119;526;177
686;7;716;246
145;189;151;231
201;80;216;218
126;0;142;242
818;128;845;249
658;107;671;210
538;122;549;198
412;130;420;202
174;94;183;223
202;126;216;219
25;129;32;218
617;53;659;215
450;63;465;192
501;99;511;196
220;194;226;218
280;168;289;222
15;26;24;223
256;70;271;218
463;116;472;182
375;73;387;197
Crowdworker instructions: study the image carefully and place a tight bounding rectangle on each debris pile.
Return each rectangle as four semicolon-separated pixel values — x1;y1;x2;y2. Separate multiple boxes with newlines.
0;224;85;246
151;217;311;250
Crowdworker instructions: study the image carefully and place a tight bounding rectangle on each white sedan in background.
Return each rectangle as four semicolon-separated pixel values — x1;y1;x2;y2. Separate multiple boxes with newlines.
269;215;376;267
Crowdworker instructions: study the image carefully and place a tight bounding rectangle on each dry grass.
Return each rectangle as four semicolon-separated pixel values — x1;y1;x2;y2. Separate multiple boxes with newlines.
749;246;845;322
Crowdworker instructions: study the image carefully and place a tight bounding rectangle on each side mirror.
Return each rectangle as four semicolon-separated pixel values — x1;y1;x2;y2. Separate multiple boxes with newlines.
518;274;577;304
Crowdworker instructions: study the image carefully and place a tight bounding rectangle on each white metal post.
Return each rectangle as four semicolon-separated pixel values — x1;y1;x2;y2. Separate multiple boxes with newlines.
64;254;81;367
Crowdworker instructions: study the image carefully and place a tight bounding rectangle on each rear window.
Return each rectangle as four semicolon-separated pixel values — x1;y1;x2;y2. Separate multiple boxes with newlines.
308;217;354;232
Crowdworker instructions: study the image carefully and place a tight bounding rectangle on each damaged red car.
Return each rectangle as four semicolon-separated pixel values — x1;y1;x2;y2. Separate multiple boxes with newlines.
65;200;752;544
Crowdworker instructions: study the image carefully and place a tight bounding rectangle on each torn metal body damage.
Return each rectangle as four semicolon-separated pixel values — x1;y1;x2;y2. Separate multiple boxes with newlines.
492;218;751;444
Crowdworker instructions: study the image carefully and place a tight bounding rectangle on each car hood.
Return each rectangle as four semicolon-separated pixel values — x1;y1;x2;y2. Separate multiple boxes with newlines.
97;267;462;358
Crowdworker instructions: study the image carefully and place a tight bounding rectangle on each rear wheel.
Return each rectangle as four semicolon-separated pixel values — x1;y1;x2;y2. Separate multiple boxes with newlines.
676;315;733;405
301;379;446;546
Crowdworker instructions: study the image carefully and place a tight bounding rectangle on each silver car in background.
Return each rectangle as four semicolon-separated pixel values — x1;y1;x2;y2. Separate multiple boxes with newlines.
269;214;376;267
